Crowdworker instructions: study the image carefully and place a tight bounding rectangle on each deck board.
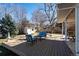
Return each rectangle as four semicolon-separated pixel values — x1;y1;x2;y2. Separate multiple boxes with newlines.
4;39;74;56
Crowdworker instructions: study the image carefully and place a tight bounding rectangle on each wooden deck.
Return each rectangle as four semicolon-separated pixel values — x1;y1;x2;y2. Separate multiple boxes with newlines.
3;39;74;56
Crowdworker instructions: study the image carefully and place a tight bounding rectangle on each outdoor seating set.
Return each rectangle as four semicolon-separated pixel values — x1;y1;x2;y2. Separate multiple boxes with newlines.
26;32;47;43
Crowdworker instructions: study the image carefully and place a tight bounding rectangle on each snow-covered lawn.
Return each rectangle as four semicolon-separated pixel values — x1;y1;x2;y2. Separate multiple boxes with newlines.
1;33;65;46
46;33;65;41
3;35;26;47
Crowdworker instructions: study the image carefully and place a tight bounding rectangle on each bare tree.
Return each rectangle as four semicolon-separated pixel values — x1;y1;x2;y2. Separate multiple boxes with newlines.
0;4;28;34
12;4;26;22
32;9;47;31
44;3;57;26
38;3;58;33
12;4;29;34
0;4;14;19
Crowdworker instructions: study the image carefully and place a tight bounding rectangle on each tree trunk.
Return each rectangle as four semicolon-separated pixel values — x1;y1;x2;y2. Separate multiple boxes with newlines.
8;32;11;39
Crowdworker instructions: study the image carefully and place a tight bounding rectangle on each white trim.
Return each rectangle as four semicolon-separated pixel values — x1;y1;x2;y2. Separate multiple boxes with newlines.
62;23;64;35
64;8;74;19
58;7;75;11
75;6;78;56
64;19;67;41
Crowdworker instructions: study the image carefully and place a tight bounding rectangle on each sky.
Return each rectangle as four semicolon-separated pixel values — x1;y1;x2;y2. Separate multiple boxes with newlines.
15;3;42;20
0;3;43;22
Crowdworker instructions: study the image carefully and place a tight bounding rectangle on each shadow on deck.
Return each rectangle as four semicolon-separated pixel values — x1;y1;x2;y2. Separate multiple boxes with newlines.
7;39;74;56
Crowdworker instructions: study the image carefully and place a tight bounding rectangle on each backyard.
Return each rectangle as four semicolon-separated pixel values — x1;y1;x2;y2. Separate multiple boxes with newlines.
0;3;75;56
0;34;75;56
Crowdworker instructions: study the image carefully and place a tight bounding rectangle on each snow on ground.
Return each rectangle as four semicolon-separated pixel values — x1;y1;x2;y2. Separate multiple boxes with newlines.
3;35;26;47
3;34;65;47
46;33;65;41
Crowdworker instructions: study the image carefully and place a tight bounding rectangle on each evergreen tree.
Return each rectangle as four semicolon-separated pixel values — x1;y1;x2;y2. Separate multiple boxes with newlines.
0;14;16;38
